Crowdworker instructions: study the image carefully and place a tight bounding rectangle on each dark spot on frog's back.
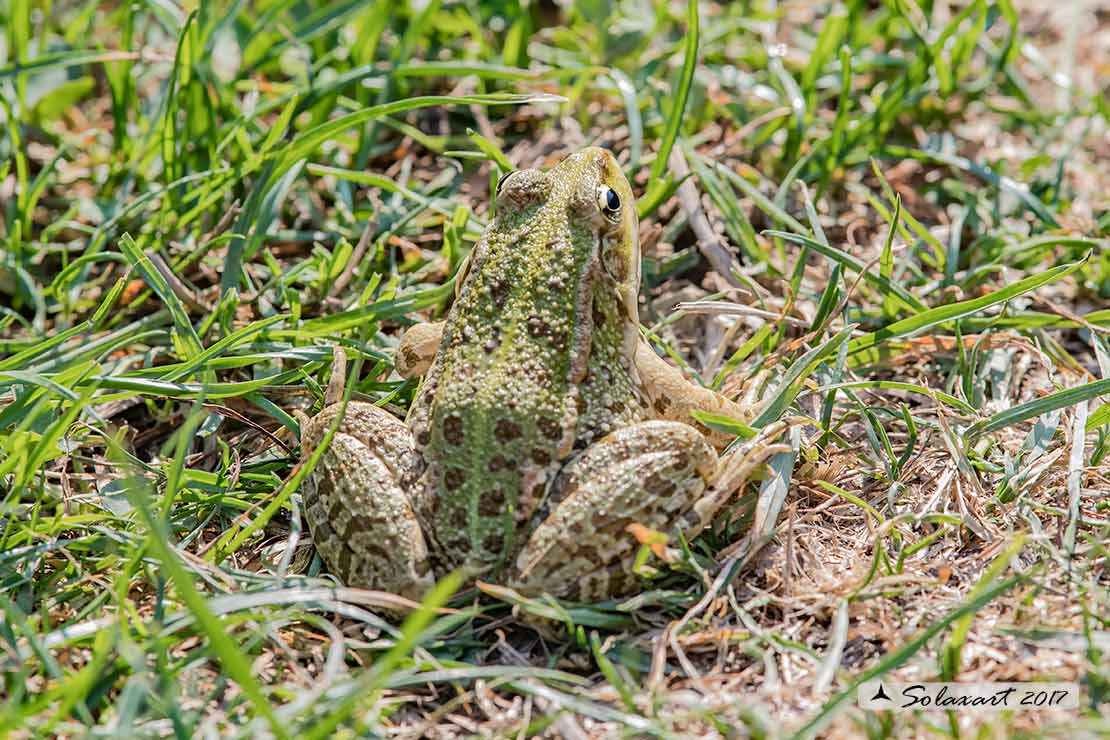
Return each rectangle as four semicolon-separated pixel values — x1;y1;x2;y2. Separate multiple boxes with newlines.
527;315;550;338
482;529;505;556
443;414;464;445
495;418;521;442
644;472;675;496
443;466;466;491
489;279;509;307
488;454;508;472
478;486;507;516
531;448;551;465
479;325;501;354
538;417;562;441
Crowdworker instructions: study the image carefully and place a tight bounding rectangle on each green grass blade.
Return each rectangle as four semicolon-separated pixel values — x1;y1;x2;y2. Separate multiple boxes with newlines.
119;233;204;360
765;230;927;313
122;466;288;739
969;378;1110;439
751;326;854;428
847;257;1088;356
641;0;698;213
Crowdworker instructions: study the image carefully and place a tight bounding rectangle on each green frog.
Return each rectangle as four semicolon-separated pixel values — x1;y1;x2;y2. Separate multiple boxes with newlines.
300;147;782;601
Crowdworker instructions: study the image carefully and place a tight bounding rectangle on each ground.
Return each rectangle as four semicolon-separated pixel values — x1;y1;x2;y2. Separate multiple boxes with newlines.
1;0;1108;737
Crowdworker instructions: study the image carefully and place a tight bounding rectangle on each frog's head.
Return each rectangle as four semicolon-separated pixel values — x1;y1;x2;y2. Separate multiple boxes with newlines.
492;147;641;325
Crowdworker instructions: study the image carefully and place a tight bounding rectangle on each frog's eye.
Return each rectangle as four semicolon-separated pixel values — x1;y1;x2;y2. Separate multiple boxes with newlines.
495;170;515;196
597;185;621;222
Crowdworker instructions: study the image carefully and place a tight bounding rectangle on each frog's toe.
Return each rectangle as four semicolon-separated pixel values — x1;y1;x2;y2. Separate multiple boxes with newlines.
510;420;718;601
301;402;433;599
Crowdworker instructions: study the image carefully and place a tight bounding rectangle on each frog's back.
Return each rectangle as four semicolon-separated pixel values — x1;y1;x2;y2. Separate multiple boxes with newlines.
407;149;648;575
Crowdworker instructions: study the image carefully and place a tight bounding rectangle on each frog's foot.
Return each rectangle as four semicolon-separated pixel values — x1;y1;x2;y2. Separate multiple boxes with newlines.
300;402;434;599
680;418;794;534
509;420;718;601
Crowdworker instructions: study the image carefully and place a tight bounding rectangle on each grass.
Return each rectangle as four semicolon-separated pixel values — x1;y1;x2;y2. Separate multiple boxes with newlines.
2;0;1109;736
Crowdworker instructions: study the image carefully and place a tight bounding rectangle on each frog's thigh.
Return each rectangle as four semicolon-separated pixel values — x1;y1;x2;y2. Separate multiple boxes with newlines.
511;420;718;601
301;402;433;598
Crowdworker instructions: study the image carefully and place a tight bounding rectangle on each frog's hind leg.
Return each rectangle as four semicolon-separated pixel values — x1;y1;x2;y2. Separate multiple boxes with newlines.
301;402;434;599
510;420;720;601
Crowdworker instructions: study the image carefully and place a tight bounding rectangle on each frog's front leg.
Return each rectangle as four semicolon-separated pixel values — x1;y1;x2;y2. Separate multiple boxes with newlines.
634;338;795;525
300;403;434;598
634;339;751;448
510;420;719;601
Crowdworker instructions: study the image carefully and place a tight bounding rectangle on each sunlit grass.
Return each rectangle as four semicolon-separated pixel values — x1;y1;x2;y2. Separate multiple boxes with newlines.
2;0;1108;735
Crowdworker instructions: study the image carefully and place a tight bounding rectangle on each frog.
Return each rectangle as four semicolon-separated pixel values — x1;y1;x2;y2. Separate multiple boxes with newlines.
299;147;786;602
